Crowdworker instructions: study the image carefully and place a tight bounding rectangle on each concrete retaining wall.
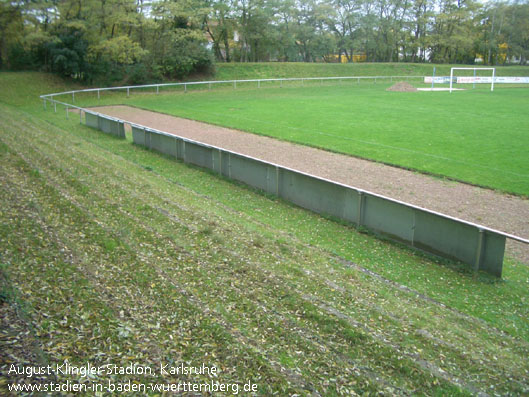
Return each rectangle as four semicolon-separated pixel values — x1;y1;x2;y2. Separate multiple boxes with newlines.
87;112;125;138
85;112;99;129
93;123;505;277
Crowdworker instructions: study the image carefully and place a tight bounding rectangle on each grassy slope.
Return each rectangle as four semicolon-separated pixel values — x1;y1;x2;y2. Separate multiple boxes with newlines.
212;62;529;80
1;71;529;395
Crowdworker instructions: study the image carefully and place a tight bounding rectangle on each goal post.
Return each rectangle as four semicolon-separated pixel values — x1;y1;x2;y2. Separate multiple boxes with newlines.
450;67;495;93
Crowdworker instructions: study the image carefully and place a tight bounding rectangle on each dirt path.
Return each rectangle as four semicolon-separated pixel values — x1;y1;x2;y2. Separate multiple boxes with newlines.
89;105;529;264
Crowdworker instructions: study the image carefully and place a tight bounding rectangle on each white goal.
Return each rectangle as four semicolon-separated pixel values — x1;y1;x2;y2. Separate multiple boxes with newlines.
450;67;496;93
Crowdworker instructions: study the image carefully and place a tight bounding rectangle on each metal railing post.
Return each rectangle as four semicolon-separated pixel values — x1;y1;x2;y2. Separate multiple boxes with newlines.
54;102;57;113
66;107;69;119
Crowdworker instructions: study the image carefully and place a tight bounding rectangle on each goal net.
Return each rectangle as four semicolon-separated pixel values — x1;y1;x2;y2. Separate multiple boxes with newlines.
450;67;496;93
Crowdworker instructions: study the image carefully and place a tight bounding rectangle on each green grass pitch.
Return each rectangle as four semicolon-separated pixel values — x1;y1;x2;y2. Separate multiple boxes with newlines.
119;82;529;197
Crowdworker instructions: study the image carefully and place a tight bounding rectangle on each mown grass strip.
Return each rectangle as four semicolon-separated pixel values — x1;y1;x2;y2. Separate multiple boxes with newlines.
213;62;529;80
0;136;302;395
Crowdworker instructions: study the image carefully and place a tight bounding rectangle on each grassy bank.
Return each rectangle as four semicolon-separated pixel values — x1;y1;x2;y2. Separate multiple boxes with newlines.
1;71;529;395
212;62;529;80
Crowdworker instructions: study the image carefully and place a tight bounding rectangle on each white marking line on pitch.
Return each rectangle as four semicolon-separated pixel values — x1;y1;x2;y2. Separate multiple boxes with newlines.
417;88;465;91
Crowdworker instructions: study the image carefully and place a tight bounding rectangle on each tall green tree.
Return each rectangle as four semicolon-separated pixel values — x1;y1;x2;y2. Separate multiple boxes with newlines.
2;0;528;81
148;0;212;78
204;0;236;62
502;1;529;65
234;0;279;61
326;0;360;62
289;0;335;62
407;0;432;62
429;0;479;63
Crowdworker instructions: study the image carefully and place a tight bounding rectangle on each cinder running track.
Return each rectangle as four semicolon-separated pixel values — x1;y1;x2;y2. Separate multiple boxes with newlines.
90;105;529;264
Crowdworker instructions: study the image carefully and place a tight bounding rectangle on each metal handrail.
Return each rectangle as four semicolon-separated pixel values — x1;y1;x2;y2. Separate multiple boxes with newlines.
39;75;425;101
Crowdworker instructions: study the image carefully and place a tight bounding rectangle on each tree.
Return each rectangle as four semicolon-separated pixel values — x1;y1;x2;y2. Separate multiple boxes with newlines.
407;0;432;62
288;0;335;62
0;1;32;69
2;0;527;80
326;0;360;62
429;0;479;63
502;1;529;65
275;0;299;61
205;0;237;62
472;2;509;65
234;0;279;62
148;0;213;78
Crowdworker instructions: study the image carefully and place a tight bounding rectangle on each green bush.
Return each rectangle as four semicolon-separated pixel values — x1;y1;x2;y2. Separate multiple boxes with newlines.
161;40;214;80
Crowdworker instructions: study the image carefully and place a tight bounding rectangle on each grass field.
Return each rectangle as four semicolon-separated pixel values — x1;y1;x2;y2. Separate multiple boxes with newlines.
96;81;527;197
1;71;529;395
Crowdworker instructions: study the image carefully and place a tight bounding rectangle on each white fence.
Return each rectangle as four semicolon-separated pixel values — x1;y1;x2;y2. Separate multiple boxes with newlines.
41;74;529;108
40;75;426;106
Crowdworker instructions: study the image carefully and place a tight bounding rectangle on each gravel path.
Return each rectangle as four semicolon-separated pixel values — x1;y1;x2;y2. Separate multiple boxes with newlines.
90;105;529;264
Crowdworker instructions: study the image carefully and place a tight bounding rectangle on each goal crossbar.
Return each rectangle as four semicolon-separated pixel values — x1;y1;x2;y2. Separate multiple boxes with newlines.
450;67;495;93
